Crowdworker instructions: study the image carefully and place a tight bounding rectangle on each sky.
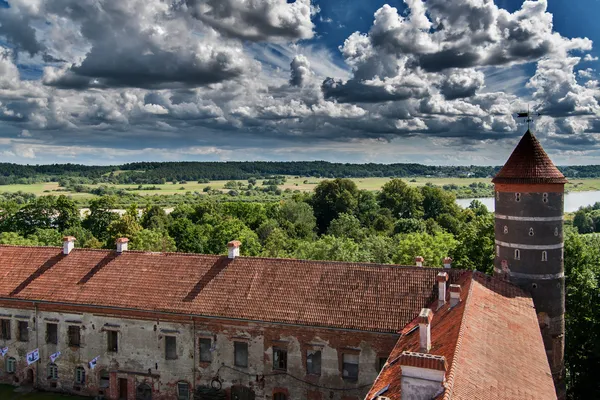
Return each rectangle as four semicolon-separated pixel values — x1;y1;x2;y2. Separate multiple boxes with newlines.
0;0;599;166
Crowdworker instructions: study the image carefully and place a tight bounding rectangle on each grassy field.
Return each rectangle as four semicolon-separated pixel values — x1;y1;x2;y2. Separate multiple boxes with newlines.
0;177;599;199
0;385;87;400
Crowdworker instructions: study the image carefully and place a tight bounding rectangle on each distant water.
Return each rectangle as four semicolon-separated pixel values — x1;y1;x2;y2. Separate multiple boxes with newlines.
456;191;600;213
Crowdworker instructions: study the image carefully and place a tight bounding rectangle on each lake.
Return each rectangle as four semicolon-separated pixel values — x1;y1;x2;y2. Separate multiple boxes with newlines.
456;190;600;213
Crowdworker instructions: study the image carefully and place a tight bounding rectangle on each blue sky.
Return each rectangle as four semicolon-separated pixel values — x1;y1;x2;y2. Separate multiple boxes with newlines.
0;0;599;165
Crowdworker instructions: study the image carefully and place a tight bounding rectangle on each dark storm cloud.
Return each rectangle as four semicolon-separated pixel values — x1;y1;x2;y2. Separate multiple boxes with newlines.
321;78;429;103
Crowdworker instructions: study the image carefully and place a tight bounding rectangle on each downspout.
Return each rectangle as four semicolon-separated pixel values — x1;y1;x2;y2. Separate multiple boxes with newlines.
34;301;39;389
192;317;196;392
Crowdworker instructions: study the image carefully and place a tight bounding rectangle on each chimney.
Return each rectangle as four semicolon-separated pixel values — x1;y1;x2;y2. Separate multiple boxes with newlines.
443;257;452;269
414;256;424;267
399;351;447;400
437;272;448;307
449;284;461;307
62;236;76;255
228;240;241;259
116;237;129;253
418;308;433;353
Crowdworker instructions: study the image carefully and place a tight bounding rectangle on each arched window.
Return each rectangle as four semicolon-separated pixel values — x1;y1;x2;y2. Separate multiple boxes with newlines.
99;369;110;388
503;226;508;234
496;245;500;257
542;193;548;203
47;363;58;380
515;193;521;202
514;249;520;260
541;251;548;262
177;382;190;400
137;383;152;400
529;228;534;236
274;394;287;400
75;366;85;384
6;357;16;374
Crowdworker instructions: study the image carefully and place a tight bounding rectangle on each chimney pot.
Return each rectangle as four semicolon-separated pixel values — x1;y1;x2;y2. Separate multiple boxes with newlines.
449;284;461;307
415;256;424;267
418;308;433;353
62;236;76;255
443;257;452;269
437;272;448;307
116;237;129;253
228;240;241;259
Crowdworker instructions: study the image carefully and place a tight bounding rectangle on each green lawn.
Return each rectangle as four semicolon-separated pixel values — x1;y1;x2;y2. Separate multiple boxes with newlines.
0;385;88;400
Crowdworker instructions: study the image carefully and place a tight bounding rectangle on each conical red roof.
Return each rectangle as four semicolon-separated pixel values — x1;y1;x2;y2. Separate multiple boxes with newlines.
492;130;567;184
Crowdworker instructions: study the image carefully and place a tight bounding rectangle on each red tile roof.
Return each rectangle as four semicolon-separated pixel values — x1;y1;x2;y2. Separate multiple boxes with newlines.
492;130;567;184
0;245;465;333
366;272;556;400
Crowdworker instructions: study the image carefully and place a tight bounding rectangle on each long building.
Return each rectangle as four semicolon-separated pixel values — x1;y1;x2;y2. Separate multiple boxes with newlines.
0;129;562;400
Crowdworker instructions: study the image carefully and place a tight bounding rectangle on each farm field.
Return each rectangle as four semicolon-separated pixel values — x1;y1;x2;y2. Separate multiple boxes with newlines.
0;176;599;198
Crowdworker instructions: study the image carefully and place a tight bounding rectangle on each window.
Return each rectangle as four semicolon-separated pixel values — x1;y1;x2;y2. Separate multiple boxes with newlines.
342;353;359;381
0;319;10;340
503;225;508;234
199;338;212;362
137;383;152;400
68;326;81;347
377;357;387;372
18;321;29;342
273;348;287;371
6;357;16;373
496;245;500;258
542;251;548;262
165;336;177;360
514;249;520;260
515;193;521;202
234;342;248;368
496;191;500;201
46;323;58;344
75;366;85;384
107;331;118;352
99;369;110;388
274;394;287;400
47;363;58;380
543;193;548;203
529;227;535;236
306;350;321;375
177;382;190;400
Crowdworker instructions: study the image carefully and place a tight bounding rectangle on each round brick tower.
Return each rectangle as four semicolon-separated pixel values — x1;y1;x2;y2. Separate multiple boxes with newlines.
492;129;566;399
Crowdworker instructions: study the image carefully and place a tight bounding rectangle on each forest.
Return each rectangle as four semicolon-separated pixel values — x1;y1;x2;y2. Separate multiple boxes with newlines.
0;177;598;399
1;161;600;185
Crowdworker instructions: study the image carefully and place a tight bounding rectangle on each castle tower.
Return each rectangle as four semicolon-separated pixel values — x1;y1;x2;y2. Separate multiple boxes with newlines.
492;129;566;399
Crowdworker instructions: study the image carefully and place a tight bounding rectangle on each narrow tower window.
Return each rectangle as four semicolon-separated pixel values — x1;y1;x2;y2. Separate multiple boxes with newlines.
542;193;548;203
529;228;534;236
514;249;520;260
496;245;500;257
554;227;559;237
541;251;548;262
503;226;508;234
561;249;564;261
496;191;500;201
515;193;521;202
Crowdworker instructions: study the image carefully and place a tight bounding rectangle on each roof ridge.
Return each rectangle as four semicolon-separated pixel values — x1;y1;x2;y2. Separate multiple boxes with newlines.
442;271;475;400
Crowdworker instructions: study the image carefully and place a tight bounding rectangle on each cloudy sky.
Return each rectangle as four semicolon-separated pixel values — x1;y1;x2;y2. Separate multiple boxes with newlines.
0;0;599;165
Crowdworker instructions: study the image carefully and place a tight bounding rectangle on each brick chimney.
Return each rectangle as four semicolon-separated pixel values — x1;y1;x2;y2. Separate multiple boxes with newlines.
399;351;447;400
228;240;241;259
116;237;129;253
62;236;76;255
414;256;424;267
443;257;452;269
437;272;448;308
449;284;461;307
418;308;433;353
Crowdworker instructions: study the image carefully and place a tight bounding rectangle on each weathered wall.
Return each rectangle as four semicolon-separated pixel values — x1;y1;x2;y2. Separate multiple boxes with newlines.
0;301;398;400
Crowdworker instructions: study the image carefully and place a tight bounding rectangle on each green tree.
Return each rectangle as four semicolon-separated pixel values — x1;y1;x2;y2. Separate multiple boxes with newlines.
207;218;261;256
294;235;368;262
261;228;291;258
168;218;208;254
392;231;458;267
6;196;56;235
420;185;460;220
452;214;495;273
131;229;177;252
327;213;365;241
106;214;142;247
362;235;394;264
394;218;427;234
573;210;595;234
0;232;38;245
311;178;360;233
83;196;120;241
30;228;62;246
54;195;80;231
141;205;171;231
277;200;316;239
377;179;423;218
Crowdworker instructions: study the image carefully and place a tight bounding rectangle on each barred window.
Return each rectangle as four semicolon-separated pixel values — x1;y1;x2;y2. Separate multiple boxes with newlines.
75;366;85;384
47;363;58;380
6;357;16;373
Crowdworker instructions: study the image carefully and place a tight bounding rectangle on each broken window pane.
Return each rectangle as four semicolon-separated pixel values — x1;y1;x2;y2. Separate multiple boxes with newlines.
68;326;81;347
234;342;248;368
165;336;177;360
18;321;29;342
199;338;212;362
107;331;118;352
342;353;359;381
307;350;322;375
0;320;11;340
273;348;287;371
46;323;58;345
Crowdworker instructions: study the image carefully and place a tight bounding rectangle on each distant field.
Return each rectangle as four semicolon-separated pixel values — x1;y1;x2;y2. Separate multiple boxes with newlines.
0;176;599;198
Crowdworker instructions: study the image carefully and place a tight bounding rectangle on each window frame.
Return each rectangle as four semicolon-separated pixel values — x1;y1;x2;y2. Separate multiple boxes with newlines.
541;251;548;262
342;353;359;382
177;381;190;400
234;341;249;368
306;349;322;376
68;325;81;347
46;323;58;345
75;366;86;384
17;320;29;342
273;393;287;400
377;357;387;372
6;357;16;374
107;330;118;353
273;347;288;371
165;336;177;360
47;363;58;380
199;338;212;363
514;249;521;260
0;319;11;340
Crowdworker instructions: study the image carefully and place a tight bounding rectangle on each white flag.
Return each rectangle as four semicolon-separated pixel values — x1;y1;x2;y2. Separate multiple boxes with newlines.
26;348;39;365
0;347;7;357
49;351;61;363
89;356;99;369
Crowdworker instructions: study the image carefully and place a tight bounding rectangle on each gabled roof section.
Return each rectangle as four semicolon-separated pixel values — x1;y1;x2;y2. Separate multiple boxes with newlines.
366;272;556;400
492;130;567;184
0;245;466;333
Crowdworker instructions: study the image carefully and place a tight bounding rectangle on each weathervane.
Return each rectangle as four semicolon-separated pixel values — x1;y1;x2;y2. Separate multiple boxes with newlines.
516;105;541;130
